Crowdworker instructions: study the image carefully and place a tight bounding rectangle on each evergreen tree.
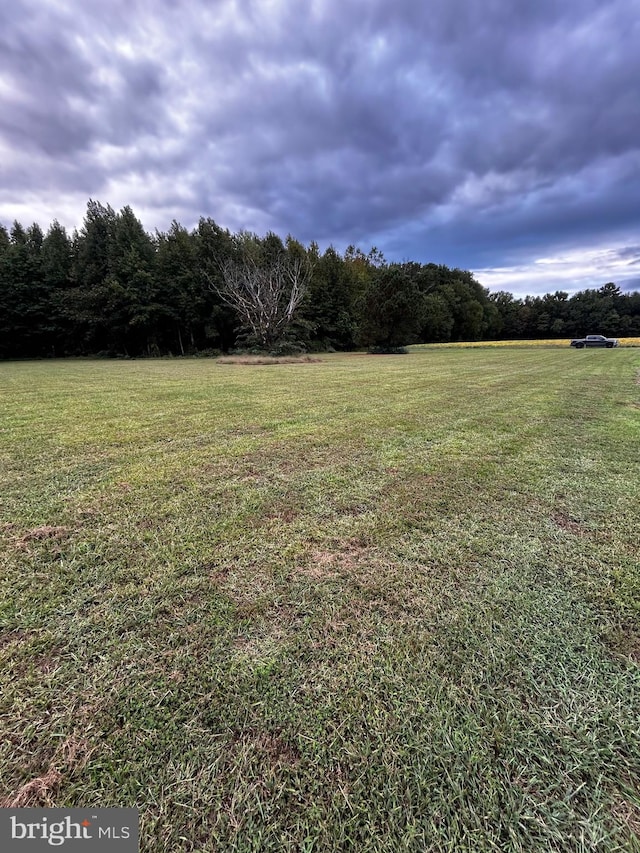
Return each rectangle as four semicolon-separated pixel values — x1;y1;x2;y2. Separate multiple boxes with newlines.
301;246;357;350
195;217;237;351
155;221;201;355
356;265;426;351
0;224;13;357
2;200;640;358
41;221;74;355
1;222;47;356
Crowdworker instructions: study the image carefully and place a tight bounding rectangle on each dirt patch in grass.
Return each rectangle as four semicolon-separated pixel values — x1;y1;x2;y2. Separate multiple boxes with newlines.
205;563;231;583
552;512;585;535
37;646;64;675
0;636;65;680
0;629;29;652
230;599;299;665
19;525;70;542
265;505;298;523
202;558;282;609
627;638;640;665
606;624;640;665
298;555;340;580
229;728;300;767
616;631;640;665
12;525;71;551
233;598;277;620
305;538;371;577
223;579;275;610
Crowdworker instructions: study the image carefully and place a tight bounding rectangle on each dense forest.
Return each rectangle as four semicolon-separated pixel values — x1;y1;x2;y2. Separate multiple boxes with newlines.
1;200;639;358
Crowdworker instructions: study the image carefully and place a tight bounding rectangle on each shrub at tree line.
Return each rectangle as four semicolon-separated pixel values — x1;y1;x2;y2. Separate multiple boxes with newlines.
1;200;639;358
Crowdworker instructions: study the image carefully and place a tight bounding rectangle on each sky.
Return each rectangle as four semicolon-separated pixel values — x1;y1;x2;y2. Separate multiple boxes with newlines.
1;0;639;298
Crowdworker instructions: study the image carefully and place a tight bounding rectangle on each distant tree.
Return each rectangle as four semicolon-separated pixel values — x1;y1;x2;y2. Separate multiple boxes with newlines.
301;245;357;350
70;202;161;355
74;200;116;289
420;293;455;342
540;291;569;337
107;205;159;355
4;198;640;359
41;220;74;355
622;292;640;335
208;233;313;350
0;224;13;357
440;277;484;341
356;265;426;350
481;300;503;339
69;201;117;352
195;217;237;351
0;222;48;356
42;221;73;291
599;282;622;299
343;245;380;302
155;221;200;355
488;291;525;339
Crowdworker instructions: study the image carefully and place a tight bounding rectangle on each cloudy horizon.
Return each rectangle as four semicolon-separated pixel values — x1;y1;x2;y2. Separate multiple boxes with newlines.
1;0;639;298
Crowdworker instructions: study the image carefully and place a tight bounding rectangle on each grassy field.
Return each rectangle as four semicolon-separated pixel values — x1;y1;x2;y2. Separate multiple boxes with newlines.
1;349;639;852
412;338;640;349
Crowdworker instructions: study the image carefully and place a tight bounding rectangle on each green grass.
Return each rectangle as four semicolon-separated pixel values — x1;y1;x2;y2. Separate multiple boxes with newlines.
1;349;639;852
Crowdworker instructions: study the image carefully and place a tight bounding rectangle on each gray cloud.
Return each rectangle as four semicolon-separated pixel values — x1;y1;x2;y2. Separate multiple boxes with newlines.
0;0;638;296
613;246;640;265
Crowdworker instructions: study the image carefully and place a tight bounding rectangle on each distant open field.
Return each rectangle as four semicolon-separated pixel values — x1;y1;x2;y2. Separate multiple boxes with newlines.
1;349;639;851
412;338;640;348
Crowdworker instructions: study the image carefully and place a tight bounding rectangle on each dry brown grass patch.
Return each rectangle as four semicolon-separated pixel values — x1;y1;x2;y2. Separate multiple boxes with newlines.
229;728;300;767
264;505;298;523
207;560;278;608
36;645;64;675
217;355;322;365
206;563;231;583
1;736;93;808
552;512;585;535
2;767;63;808
232;627;290;663
12;525;71;552
0;628;29;652
298;557;339;580
607;625;640;665
612;798;640;837
305;538;371;575
313;600;385;657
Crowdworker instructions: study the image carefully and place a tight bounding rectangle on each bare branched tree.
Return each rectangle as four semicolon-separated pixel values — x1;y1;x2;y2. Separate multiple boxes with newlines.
208;247;312;349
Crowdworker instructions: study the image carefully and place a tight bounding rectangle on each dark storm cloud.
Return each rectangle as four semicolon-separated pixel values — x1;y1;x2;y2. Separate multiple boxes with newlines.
0;0;638;295
613;246;640;265
0;9;96;155
0;0;171;186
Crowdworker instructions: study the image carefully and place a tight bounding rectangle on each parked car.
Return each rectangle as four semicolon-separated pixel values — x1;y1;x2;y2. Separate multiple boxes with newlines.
570;335;619;348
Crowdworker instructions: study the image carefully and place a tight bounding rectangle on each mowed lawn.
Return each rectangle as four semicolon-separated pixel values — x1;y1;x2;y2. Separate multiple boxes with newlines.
1;349;639;852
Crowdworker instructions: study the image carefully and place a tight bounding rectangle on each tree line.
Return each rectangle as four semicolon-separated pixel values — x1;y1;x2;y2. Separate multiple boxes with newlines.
1;200;639;359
